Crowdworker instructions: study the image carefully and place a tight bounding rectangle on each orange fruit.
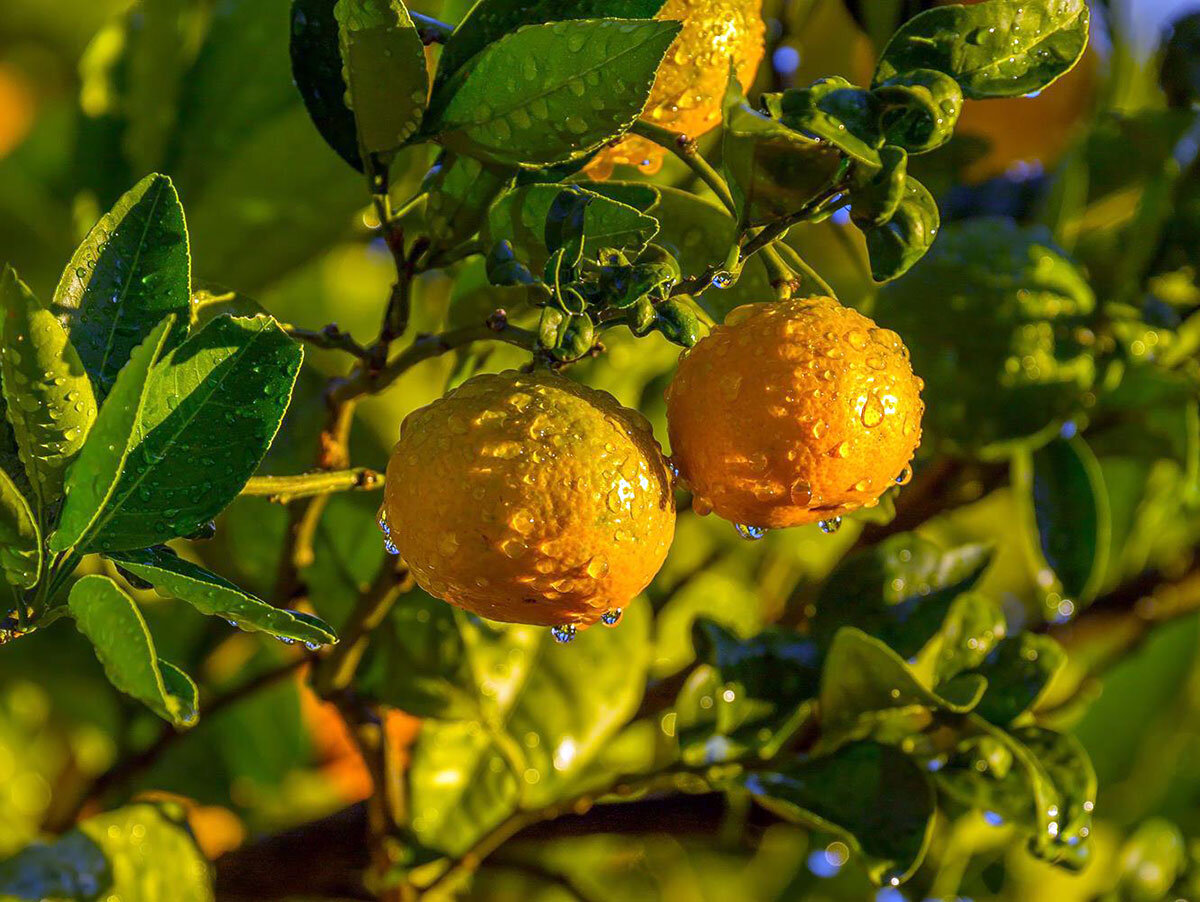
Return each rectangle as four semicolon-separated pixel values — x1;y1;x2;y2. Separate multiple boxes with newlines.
0;63;34;160
586;0;766;179
665;297;924;529
382;370;675;632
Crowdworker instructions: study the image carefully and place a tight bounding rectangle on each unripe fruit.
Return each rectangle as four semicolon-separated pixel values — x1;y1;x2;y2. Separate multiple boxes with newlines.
665;297;924;529
383;370;675;629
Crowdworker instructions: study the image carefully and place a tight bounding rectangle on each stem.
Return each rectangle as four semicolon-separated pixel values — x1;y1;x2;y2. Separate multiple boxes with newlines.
42;656;309;833
285;323;371;359
315;559;411;697
629;120;738;217
738;188;846;263
773;241;836;297
242;468;384;503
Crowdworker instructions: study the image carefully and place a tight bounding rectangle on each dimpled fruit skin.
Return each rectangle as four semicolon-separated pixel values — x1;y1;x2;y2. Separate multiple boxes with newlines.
586;0;765;178
665;297;924;529
384;370;675;628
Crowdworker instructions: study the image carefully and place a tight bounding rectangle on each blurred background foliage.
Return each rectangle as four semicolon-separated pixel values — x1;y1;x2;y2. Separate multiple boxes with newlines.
7;0;1200;899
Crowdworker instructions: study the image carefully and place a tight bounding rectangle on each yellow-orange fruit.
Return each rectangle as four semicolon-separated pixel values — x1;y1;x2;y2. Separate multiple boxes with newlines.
586;0;766;178
383;370;675;628
665;297;924;529
0;63;34;160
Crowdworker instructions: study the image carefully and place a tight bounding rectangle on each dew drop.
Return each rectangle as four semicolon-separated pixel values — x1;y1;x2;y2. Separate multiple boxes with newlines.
733;523;767;540
600;608;622;626
818;517;843;535
551;624;577;643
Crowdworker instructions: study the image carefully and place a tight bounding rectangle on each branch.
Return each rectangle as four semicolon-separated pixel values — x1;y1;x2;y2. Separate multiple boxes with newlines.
629;120;738;217
242;468;384;504
285;323;371;359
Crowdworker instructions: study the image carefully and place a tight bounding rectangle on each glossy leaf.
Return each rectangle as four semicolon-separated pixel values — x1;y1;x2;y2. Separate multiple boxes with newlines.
741;741;936;885
675;619;819;764
431;0;666;94
291;0;364;170
861;175;939;282
335;0;428;156
1019;435;1111;603
812;534;993;659
51;174;191;399
723;78;844;225
763;78;883;167
68;575;199;726
819;628;987;750
409;602;650;855
0;267;98;513
873;68;962;154
0;466;39;590
50;318;177;554
86;316;302;552
0;802;213;901
108;545;336;646
424;153;515;247
1017;726;1096;860
848;145;908;228
426;19;680;168
485;183;659;273
971;633;1067;725
874;0;1091;100
933;592;1007;684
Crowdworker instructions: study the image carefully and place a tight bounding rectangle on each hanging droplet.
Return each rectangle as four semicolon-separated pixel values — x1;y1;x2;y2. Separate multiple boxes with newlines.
277;636;297;646
304;641;321;651
710;271;734;289
733;523;767;540
551;624;577;643
895;464;913;486
600;608;623;626
383;536;399;555
818;517;843;535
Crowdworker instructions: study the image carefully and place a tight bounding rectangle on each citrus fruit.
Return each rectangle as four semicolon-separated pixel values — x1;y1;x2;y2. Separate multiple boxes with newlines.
872;218;1096;456
665;296;924;529
0;63;34;160
382;370;675;631
586;0;766;179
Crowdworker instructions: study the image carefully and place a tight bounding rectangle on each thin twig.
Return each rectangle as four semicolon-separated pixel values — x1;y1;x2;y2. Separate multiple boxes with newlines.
284;323;371;360
629;120;738;216
773;240;836;298
242;468;384;503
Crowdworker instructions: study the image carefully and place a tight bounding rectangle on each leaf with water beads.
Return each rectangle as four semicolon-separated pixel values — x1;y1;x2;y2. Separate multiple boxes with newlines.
51;174;191;400
68;575;198;727
873;0;1090;100
425;18;681;168
107;545;336;647
860;175;940;282
292;0;366;170
0;465;39;590
0;266;98;515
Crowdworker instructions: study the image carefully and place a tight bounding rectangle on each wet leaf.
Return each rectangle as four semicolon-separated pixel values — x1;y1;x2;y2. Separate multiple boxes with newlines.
741;741;935;885
291;0;365;170
0;266;98;514
485;183;659;273
427;19;680;168
79;316;302;552
848;145;908;228
1017;435;1111;604
873;69;962;154
409;602;649;855
335;0;428;156
874;0;1091;100
424;153;515;247
51;174;191;399
431;0;666;94
108;545;336;646
860;175;939;282
763;78;883;168
933;592;1007;684
0;802;213;901
0;466;39;590
68;574;199;726
970;633;1066;725
1017;726;1096;862
51;319;175;556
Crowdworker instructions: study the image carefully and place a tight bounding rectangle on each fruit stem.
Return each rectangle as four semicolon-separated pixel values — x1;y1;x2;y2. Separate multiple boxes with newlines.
629;120;739;217
773;240;836;298
241;468;384;503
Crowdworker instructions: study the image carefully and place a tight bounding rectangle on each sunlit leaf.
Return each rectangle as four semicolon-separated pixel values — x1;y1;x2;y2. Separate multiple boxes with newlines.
860;175;939;282
0;466;39;590
971;633;1067;725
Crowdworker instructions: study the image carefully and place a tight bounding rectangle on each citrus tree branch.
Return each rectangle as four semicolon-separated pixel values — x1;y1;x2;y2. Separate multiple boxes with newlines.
628;120;738;216
242;468;384;503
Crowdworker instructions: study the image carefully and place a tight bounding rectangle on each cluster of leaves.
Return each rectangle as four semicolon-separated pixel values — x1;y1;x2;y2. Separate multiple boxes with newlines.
0;175;335;727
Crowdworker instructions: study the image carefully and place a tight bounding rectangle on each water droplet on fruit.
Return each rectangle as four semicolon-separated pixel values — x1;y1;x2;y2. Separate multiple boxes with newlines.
818;517;842;535
551;624;577;643
600;608;622;626
733;523;767;540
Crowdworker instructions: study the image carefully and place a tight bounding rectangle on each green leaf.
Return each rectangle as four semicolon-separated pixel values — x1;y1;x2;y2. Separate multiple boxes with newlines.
68;574;199;726
933;592;1007;684
1117;818;1187;900
1017;435;1111;605
409;602;650;855
485;183;659;273
335;0;428;156
848;145;908;228
812;534;993;659
819;628;987;750
51;174;192;399
0;466;39;590
84;316;302;553
0;802;213;901
1160;11;1200;109
860;175;940;282
107;545;336;647
291;0;365;170
1016;726;1096;860
432;0;666;94
741;741;935;885
763;78;883;167
970;633;1066;725
676;619;819;764
0;266;99;514
50;319;177;555
874;0;1091;100
426;19;680;168
424;153;515;247
872;68;962;154
872;218;1097;454
723;78;845;225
